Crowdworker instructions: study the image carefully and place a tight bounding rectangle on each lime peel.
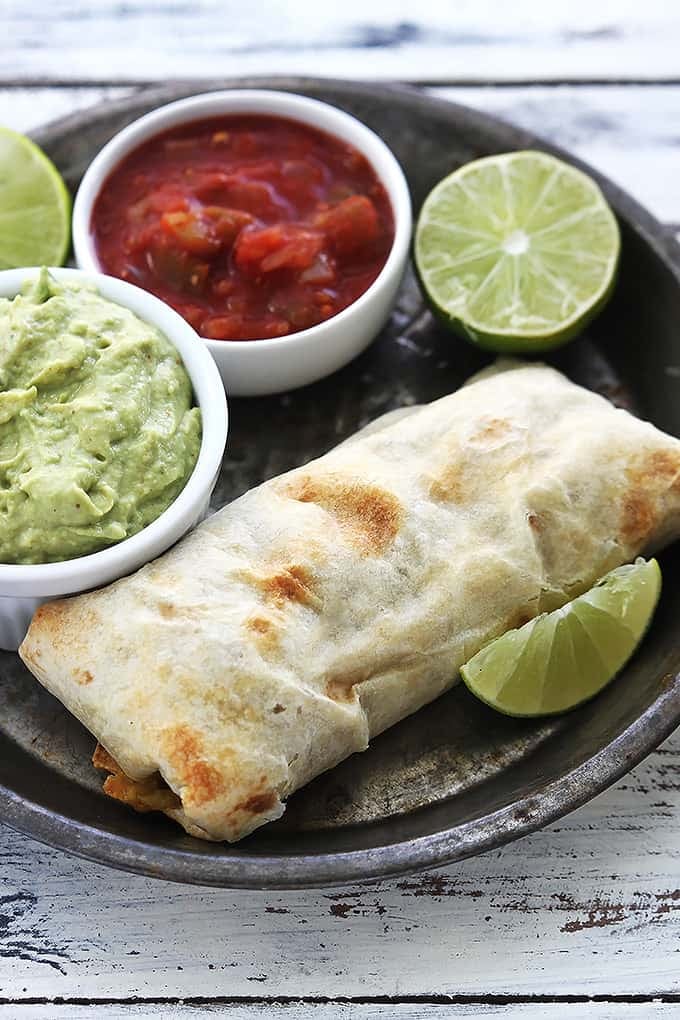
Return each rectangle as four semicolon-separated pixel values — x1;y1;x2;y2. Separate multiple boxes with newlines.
414;150;620;354
460;558;661;717
0;126;71;269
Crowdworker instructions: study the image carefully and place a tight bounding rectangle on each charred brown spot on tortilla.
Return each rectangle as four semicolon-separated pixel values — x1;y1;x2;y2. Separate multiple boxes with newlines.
159;601;177;619
621;491;658;545
248;615;274;634
92;743;181;812
272;703;286;713
29;600;97;654
426;436;478;504
246;614;278;644
429;421;526;502
260;563;317;607
245;613;280;653
161;725;224;807
31;600;64;628
637;449;680;486
527;512;542;532
144;563;183;585
285;474;402;555
621;449;680;544
234;789;278;815
473;417;512;443
428;460;465;503
74;668;94;685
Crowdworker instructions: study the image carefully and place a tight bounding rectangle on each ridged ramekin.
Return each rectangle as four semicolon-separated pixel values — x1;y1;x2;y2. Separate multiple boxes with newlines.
0;267;228;650
72;89;412;397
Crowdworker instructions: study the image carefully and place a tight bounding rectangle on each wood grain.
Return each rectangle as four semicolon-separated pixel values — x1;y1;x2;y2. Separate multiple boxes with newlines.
0;733;678;1000
1;1006;680;1018
0;87;133;132
1;52;680;1013
2;1;680;83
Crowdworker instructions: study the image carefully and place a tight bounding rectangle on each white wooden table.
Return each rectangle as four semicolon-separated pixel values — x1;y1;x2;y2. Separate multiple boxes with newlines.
2;3;680;1016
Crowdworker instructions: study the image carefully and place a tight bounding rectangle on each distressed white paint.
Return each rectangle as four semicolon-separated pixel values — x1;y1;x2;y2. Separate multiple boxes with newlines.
1;1006;678;1019
0;733;679;1000
3;0;680;83
0;87;134;133
2;11;680;1011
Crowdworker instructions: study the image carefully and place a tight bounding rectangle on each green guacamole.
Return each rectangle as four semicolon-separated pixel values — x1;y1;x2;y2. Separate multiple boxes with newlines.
0;269;202;564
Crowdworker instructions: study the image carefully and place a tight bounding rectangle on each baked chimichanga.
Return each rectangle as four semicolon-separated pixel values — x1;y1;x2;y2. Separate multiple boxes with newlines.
20;363;680;841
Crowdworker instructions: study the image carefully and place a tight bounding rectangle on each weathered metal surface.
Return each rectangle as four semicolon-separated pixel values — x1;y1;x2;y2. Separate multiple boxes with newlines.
1;78;680;888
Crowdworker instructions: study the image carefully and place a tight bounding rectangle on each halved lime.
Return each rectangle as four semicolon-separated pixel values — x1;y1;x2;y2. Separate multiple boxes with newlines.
414;150;620;353
460;558;661;717
0;126;71;269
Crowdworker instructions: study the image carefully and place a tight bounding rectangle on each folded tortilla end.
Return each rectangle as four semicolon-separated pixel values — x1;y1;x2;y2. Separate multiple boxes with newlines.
91;742;286;841
92;743;182;814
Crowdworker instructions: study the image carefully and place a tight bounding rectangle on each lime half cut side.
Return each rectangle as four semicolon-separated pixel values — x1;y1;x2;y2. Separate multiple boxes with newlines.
414;150;620;353
0;126;71;269
461;558;661;718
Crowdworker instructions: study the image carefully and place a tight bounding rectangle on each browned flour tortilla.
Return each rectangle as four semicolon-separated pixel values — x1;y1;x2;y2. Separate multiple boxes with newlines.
19;363;680;841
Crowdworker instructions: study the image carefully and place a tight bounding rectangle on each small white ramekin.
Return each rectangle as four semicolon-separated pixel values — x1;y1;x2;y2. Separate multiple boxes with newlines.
73;89;412;397
0;267;228;651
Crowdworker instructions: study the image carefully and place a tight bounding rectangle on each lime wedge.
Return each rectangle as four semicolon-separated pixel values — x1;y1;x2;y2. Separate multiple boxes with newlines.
460;558;661;717
414;150;620;353
0;126;71;269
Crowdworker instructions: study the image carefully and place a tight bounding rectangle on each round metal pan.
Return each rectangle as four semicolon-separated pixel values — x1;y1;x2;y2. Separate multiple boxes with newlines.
1;77;679;888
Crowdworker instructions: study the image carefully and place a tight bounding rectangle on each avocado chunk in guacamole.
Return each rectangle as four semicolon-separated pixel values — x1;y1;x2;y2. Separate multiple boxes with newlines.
0;269;202;564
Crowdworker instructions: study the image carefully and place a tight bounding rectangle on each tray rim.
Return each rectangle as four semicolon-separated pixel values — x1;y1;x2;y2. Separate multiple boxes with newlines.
2;75;680;889
2;679;679;889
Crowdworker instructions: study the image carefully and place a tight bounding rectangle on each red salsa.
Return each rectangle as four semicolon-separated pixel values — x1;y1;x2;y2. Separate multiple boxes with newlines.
91;115;395;340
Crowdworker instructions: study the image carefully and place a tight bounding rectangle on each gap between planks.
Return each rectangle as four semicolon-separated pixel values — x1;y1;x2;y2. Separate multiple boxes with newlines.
3;1002;680;1019
4;77;680;88
1;78;680;1005
2;993;680;1005
3;0;680;84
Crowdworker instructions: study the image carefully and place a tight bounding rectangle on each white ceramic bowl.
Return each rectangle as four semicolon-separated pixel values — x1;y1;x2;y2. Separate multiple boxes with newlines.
0;267;228;651
73;89;412;397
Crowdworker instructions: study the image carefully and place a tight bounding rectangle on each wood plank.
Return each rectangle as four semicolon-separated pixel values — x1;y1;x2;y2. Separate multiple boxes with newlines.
0;87;132;133
2;1005;679;1018
1;82;680;1003
434;85;680;224
0;731;679;1000
1;85;680;223
3;1;680;83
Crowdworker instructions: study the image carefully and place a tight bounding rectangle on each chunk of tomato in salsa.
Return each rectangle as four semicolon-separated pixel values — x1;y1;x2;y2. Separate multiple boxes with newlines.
91;114;395;341
314;195;380;258
234;225;324;276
